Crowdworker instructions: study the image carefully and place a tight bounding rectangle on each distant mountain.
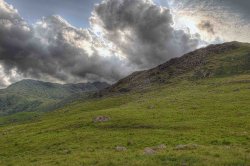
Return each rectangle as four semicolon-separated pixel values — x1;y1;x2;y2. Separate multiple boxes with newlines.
102;41;250;94
0;80;109;115
5;79;109;99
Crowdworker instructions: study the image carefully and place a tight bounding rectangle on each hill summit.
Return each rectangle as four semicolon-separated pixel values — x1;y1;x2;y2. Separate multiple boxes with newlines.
105;42;250;93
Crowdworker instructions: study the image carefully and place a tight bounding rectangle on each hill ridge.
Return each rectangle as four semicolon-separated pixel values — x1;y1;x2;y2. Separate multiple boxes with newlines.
103;41;250;94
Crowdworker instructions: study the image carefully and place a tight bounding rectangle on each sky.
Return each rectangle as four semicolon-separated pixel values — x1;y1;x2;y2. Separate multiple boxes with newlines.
5;0;102;27
0;0;249;87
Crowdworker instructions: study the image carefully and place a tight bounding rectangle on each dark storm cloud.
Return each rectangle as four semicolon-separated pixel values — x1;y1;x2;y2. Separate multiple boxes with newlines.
198;20;215;35
0;0;201;86
91;0;200;69
0;0;129;84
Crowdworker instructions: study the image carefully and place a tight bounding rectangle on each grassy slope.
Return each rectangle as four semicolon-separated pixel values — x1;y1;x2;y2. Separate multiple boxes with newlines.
0;75;249;166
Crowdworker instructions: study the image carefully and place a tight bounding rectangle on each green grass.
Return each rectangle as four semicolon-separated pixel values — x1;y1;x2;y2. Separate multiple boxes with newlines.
0;74;249;165
0;111;42;126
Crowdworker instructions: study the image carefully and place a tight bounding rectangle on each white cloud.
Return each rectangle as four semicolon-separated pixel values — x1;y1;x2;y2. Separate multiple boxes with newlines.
91;0;200;69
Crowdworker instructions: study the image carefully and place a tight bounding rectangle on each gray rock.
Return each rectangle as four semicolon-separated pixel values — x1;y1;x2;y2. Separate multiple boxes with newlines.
143;144;166;155
174;144;198;150
144;147;156;155
152;144;166;150
93;116;110;123
115;146;127;152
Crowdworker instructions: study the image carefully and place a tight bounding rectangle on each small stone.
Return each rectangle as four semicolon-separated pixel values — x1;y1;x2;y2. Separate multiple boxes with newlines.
174;144;198;150
153;144;166;150
144;147;156;155
93;116;110;123
151;144;167;151
115;146;127;152
175;145;187;150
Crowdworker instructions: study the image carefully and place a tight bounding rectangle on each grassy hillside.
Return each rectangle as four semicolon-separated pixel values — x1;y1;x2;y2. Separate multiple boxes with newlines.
0;42;249;165
0;75;249;166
